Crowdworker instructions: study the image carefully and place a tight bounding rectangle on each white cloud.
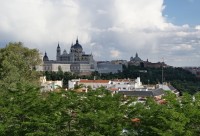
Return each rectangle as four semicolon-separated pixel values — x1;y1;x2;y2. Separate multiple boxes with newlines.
97;9;107;15
171;44;194;51
0;0;200;66
110;49;121;58
113;0;167;30
195;25;200;30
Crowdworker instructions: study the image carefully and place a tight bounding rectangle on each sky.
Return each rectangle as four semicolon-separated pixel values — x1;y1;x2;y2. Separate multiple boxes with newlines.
0;0;200;67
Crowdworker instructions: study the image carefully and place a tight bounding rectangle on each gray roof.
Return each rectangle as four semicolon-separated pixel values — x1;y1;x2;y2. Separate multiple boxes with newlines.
158;84;177;91
168;85;176;91
118;88;164;97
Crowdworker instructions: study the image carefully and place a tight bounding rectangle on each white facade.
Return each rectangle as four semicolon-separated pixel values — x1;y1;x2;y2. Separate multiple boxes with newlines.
68;77;143;91
42;62;94;74
68;79;110;89
68;79;80;89
52;64;71;72
109;77;143;91
80;64;93;73
79;80;110;89
40;76;63;92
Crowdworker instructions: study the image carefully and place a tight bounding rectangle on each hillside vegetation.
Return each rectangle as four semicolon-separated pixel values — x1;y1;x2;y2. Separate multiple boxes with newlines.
45;65;200;94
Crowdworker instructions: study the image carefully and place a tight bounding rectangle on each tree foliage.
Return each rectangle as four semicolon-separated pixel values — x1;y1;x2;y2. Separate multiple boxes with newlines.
0;42;41;89
1;83;200;135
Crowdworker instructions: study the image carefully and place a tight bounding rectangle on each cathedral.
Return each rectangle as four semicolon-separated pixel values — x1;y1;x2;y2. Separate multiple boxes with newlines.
43;38;94;63
42;38;96;75
129;53;143;66
56;38;93;62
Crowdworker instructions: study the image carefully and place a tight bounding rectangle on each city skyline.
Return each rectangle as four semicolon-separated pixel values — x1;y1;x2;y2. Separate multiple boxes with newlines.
0;0;200;67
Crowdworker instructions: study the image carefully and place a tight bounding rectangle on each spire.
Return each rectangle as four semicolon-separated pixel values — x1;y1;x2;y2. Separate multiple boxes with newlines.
76;36;79;44
43;51;49;61
57;42;60;48
71;42;73;47
136;52;138;57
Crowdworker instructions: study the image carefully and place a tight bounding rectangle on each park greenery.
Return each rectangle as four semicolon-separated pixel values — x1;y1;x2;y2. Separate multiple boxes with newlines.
0;42;41;90
0;42;200;135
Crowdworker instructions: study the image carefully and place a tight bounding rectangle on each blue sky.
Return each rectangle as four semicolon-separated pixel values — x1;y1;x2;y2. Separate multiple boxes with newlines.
0;0;200;67
164;0;200;26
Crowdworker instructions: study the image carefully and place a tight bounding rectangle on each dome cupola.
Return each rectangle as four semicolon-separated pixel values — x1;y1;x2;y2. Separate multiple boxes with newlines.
73;37;82;49
43;52;49;61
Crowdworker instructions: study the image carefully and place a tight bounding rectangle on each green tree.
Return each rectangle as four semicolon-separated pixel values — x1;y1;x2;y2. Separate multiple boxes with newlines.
74;88;127;136
0;42;41;89
57;65;64;80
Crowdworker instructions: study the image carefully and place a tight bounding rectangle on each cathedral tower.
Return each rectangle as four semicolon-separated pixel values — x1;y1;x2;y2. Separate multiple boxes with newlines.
56;42;61;61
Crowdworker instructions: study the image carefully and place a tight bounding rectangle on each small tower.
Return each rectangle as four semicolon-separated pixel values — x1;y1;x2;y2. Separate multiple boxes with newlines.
56;42;61;61
43;52;49;61
70;43;74;53
136;52;138;57
76;37;79;44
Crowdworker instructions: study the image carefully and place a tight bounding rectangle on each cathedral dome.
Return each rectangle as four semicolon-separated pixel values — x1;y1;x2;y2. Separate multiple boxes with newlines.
73;38;82;49
130;56;134;61
43;52;49;61
130;53;142;62
132;56;142;61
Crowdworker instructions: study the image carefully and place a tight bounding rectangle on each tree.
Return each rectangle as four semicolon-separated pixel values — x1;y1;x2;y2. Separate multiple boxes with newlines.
1;83;200;135
57;65;64;80
0;42;42;89
74;88;127;136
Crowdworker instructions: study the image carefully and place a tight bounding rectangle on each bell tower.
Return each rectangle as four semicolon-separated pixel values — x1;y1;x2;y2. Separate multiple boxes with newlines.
56;42;61;61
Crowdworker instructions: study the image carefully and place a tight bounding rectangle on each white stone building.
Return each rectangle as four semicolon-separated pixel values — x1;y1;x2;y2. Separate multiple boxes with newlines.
40;76;63;92
109;77;143;91
68;77;143;91
41;38;96;75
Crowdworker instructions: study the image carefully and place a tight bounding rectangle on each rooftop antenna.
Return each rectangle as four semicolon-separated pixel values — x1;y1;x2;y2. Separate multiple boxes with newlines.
162;57;164;85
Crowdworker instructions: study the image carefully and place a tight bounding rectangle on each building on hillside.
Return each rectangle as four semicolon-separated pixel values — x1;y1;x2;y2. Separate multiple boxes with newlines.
117;82;179;99
109;77;143;91
96;61;123;74
111;60;128;67
41;38;96;75
68;79;110;90
156;83;179;96
68;77;143;91
141;59;168;68
40;76;63;92
43;63;71;72
128;53;143;66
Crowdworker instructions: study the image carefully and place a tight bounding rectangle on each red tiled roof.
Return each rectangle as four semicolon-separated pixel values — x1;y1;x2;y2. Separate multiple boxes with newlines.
109;88;119;91
112;79;131;82
131;118;140;123
157;99;167;104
